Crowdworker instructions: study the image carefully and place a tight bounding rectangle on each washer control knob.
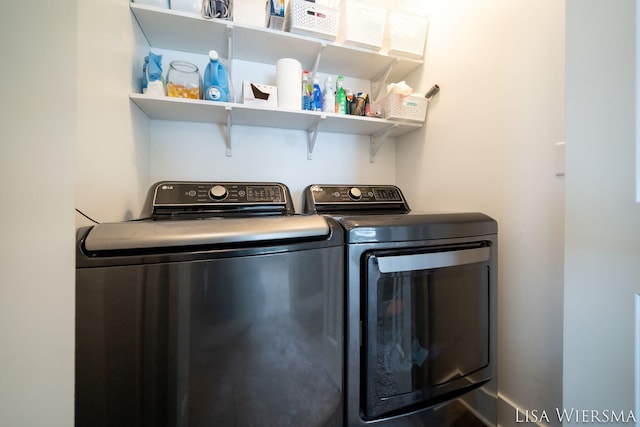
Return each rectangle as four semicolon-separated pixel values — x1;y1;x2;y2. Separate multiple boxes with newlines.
209;185;228;200
348;187;362;200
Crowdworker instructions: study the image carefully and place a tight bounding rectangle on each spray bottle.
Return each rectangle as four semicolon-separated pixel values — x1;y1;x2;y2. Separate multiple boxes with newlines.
322;76;335;113
336;75;347;114
312;74;323;111
301;70;312;110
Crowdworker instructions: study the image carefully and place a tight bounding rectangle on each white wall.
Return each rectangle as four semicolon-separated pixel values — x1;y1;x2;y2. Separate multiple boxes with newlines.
0;1;76;426
396;1;566;425
564;0;640;423
76;0;150;226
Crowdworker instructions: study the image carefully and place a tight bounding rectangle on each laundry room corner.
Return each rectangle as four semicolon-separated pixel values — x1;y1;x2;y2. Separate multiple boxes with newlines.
396;1;565;425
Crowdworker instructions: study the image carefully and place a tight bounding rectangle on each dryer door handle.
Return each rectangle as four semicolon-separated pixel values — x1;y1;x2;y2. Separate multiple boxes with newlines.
376;247;490;273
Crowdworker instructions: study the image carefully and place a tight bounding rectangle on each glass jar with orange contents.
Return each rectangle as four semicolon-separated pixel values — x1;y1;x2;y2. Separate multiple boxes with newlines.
166;60;201;99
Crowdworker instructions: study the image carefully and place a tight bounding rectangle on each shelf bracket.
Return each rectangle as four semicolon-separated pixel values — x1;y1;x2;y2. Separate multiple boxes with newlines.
225;106;232;156
370;124;395;163
310;43;326;77
307;115;325;160
371;59;397;101
225;24;235;101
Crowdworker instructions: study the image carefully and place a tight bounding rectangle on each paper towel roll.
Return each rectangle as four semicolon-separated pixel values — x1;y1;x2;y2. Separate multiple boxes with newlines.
276;58;302;109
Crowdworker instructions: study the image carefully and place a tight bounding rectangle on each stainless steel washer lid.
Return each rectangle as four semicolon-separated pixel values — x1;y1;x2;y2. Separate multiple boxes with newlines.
83;215;330;252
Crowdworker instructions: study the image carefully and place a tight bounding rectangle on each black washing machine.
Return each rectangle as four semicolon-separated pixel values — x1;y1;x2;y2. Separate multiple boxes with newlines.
76;181;344;427
302;184;498;427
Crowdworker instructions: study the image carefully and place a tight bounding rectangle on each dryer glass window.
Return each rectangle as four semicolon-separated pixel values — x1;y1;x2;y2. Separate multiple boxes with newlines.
363;244;491;419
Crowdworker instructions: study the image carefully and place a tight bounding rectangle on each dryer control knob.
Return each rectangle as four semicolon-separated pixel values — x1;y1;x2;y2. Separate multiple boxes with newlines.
209;185;228;200
348;187;362;200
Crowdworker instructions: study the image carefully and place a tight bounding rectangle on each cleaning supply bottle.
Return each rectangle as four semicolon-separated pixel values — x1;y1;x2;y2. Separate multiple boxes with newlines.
336;75;347;114
203;50;230;102
143;51;164;96
311;74;323;111
301;70;312;110
322;76;334;113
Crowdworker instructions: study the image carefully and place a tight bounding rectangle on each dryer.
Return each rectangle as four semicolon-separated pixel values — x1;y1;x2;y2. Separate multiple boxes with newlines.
302;184;498;427
76;181;344;427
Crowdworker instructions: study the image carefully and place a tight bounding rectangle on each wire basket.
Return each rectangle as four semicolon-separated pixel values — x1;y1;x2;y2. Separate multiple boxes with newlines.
283;0;339;41
339;0;387;50
386;10;429;59
374;93;427;123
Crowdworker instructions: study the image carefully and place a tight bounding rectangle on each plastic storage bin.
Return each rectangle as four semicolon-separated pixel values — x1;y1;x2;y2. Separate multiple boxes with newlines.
283;0;339;41
386;10;429;59
374;93;427;123
339;0;387;50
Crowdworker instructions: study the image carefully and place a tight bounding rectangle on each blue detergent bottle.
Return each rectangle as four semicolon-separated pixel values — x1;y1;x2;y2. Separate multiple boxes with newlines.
204;50;230;102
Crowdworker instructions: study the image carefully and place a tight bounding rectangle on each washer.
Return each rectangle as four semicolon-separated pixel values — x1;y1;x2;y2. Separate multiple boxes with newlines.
302;184;498;427
76;181;344;427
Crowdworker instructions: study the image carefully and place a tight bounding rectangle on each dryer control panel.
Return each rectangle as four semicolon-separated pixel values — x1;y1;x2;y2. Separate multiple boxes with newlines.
141;181;294;218
302;184;410;214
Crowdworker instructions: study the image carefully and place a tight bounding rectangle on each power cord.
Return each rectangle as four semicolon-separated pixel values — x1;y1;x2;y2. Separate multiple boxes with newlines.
202;0;232;20
75;208;100;224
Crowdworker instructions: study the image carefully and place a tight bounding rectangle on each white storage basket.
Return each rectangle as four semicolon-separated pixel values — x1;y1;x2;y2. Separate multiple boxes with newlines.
283;0;339;41
374;93;427;123
386;10;429;59
339;0;387;50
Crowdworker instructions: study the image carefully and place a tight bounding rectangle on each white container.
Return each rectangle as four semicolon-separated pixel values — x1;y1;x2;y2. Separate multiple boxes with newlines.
169;0;201;14
373;93;427;123
386;10;429;59
132;0;169;8
283;0;339;41
242;81;278;107
339;0;386;50
276;58;303;109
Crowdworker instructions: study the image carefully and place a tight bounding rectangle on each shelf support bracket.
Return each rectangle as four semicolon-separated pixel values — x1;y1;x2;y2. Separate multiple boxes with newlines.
227;24;234;75
307;115;325;160
225;106;232;156
310;43;326;77
370;124;395;163
371;59;397;101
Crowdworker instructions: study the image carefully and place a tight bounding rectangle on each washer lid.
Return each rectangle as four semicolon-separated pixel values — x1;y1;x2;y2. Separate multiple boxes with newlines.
82;215;330;252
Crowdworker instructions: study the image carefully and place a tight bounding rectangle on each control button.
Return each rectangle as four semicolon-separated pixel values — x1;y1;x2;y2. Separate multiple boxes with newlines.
209;185;228;200
348;187;362;200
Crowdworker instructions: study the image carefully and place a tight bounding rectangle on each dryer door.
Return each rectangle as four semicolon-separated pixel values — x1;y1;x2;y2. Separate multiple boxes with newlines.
362;242;493;419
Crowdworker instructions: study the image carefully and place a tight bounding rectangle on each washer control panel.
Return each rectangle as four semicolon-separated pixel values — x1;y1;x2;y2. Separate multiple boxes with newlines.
302;184;410;214
141;181;294;218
